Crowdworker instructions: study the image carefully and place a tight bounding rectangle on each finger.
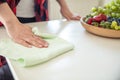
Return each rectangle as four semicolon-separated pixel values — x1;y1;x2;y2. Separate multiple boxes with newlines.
23;37;43;48
71;16;81;20
14;39;32;48
23;35;47;48
32;35;49;47
76;16;81;19
33;35;49;48
76;16;81;20
29;40;43;48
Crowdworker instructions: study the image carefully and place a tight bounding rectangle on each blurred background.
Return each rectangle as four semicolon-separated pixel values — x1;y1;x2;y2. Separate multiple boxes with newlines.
48;0;112;20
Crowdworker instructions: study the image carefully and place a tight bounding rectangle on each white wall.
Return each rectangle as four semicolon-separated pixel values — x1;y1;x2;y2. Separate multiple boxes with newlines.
99;0;112;6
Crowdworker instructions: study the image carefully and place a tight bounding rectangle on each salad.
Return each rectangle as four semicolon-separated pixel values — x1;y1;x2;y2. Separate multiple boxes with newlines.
84;0;120;30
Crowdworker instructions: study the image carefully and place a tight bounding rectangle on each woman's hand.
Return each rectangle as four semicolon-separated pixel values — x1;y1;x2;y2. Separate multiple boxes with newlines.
0;3;48;48
60;8;81;20
57;0;81;20
5;22;49;48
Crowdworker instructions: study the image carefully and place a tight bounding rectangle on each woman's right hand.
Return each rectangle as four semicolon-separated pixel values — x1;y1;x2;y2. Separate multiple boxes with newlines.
0;3;48;48
5;22;49;48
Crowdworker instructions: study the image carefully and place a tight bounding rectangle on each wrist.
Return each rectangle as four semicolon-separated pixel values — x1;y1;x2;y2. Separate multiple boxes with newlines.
4;18;20;29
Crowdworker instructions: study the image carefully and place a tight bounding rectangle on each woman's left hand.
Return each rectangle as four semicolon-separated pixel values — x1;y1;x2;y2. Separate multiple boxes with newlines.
60;8;81;20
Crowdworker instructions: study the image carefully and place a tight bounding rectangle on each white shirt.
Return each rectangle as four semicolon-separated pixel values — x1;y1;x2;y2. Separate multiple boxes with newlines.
16;0;35;18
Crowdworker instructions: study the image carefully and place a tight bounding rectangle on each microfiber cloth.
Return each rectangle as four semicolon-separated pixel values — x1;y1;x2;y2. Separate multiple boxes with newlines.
0;27;74;67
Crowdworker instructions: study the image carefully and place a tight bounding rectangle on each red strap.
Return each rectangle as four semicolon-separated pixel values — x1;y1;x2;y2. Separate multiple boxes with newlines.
0;22;3;27
0;56;6;67
0;59;3;67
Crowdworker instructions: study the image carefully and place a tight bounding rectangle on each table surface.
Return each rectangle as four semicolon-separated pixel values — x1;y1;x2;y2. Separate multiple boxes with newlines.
0;20;120;80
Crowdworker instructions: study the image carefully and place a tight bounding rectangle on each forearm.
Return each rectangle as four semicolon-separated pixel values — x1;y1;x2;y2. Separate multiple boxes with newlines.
56;0;69;9
0;3;19;28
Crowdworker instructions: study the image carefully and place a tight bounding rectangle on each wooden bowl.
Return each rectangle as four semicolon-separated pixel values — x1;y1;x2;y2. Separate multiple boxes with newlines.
80;17;120;38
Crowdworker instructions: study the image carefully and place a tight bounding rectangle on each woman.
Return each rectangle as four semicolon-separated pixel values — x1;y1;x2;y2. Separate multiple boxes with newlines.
0;0;80;48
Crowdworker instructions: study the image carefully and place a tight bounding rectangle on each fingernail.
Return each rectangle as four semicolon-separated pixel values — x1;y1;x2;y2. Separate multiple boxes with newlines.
44;42;48;47
28;45;32;48
39;45;42;48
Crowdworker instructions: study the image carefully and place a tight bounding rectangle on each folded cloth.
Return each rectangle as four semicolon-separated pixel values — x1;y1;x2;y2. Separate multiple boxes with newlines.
0;27;74;67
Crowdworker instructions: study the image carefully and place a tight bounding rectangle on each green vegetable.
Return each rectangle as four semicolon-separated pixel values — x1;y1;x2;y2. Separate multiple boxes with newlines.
91;22;99;27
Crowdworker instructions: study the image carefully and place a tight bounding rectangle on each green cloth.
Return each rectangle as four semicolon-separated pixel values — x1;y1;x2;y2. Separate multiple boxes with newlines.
0;27;74;67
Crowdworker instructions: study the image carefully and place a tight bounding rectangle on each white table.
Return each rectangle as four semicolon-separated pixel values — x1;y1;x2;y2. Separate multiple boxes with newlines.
0;20;120;80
